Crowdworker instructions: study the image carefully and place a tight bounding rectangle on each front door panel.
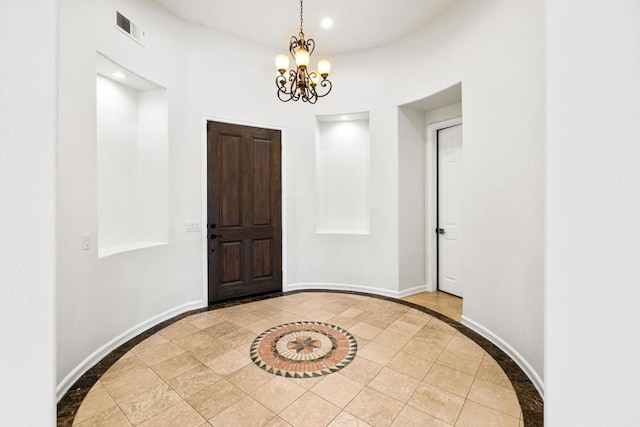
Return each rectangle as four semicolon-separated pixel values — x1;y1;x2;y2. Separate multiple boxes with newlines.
207;122;282;302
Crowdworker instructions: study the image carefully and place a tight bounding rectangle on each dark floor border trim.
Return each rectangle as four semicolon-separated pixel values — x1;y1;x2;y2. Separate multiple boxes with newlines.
57;290;543;426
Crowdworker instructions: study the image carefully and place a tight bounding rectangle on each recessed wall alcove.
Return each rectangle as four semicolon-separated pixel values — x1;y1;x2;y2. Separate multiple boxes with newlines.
96;53;169;257
315;112;371;235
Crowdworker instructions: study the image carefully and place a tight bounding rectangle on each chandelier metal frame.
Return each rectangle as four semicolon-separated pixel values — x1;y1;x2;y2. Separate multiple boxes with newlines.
276;0;332;104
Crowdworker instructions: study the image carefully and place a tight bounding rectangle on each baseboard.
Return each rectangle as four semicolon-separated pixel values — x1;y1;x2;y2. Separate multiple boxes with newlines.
398;284;429;298
56;300;205;402
461;315;545;398
284;283;427;299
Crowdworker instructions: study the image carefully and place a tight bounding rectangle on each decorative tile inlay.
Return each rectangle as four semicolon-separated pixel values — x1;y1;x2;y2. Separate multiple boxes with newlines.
250;321;357;378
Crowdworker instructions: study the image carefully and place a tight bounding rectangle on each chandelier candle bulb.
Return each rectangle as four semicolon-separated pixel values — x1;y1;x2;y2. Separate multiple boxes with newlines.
295;49;310;69
317;60;331;78
275;55;290;73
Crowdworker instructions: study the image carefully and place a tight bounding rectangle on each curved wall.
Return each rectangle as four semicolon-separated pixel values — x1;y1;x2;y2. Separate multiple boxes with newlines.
1;1;57;424
289;0;545;388
57;0;544;397
58;0;190;395
546;1;640;424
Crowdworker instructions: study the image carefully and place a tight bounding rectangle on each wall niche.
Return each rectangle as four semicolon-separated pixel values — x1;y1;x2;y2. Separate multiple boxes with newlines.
96;53;168;257
315;112;371;235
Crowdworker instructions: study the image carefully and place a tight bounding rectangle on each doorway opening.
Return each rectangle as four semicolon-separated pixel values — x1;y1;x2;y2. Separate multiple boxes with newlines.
398;83;463;311
435;122;463;297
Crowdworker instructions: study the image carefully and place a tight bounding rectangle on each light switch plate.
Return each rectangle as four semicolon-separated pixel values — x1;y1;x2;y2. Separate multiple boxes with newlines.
82;233;91;251
185;221;201;232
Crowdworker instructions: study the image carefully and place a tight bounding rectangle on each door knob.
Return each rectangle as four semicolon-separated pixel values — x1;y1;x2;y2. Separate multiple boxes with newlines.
437;228;446;235
210;234;222;239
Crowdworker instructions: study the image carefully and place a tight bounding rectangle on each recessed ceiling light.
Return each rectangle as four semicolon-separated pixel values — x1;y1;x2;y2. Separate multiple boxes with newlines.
340;116;348;121
111;71;126;79
321;17;333;29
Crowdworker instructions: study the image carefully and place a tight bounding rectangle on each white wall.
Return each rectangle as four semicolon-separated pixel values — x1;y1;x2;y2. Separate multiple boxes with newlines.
97;75;140;247
316;118;370;234
545;1;640;425
451;1;544;386
137;89;169;243
398;107;426;292
96;75;168;251
0;0;57;424
57;0;196;394
286;58;402;293
426;103;462;126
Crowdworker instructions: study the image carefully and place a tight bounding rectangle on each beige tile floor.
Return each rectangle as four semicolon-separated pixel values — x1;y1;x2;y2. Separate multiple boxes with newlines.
73;292;523;427
402;291;463;322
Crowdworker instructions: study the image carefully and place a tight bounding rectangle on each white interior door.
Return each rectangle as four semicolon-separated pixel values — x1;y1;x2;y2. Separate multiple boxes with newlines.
437;124;463;297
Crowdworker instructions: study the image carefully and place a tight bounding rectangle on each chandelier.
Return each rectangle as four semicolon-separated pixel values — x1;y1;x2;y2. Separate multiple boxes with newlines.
275;0;332;103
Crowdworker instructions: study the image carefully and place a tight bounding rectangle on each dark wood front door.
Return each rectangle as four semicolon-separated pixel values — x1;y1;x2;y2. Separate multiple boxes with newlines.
207;121;282;303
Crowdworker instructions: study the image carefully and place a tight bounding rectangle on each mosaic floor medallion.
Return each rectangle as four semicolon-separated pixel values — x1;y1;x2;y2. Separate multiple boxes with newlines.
250;321;358;378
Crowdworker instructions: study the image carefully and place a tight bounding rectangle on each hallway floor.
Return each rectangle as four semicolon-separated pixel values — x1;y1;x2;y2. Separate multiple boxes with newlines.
66;292;530;427
402;291;463;322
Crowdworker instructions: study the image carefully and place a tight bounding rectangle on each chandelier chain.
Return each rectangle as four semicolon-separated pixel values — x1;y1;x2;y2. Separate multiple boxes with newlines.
300;0;304;35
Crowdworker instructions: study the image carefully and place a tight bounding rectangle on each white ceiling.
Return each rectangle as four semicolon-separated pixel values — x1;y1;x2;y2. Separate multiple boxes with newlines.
154;0;458;55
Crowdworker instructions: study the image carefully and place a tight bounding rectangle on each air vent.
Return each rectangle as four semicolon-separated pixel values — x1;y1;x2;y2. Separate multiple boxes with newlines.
116;12;131;33
115;11;145;46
